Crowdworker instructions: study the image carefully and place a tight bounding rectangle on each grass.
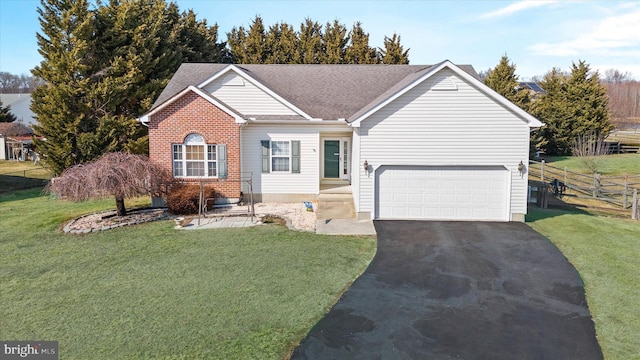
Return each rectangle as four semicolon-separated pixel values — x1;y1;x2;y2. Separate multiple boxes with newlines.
527;208;640;360
0;189;376;359
0;160;52;177
0;160;52;193
542;154;640;176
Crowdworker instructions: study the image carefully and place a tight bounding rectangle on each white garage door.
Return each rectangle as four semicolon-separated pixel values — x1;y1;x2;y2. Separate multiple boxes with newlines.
375;165;510;221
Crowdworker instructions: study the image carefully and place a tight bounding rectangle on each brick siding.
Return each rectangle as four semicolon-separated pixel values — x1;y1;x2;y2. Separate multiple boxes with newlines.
148;91;241;199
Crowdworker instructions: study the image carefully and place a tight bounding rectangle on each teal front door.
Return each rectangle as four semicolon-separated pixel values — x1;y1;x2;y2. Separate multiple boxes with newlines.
324;140;340;178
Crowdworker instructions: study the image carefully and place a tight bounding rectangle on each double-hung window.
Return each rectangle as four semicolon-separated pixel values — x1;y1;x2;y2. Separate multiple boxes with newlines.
261;140;300;174
173;134;227;178
271;141;290;172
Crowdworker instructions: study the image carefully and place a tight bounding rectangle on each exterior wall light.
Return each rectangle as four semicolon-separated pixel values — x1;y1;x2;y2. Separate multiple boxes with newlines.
363;160;369;172
518;160;524;172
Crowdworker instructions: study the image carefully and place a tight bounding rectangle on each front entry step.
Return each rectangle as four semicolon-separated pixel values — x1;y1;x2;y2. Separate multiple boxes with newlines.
317;193;355;220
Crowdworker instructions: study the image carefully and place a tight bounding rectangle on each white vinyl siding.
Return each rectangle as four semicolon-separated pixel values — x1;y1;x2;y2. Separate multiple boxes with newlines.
242;123;350;195
356;69;530;219
351;128;361;206
202;72;298;116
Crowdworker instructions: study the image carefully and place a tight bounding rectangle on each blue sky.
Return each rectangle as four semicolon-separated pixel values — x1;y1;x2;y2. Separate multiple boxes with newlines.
1;0;639;80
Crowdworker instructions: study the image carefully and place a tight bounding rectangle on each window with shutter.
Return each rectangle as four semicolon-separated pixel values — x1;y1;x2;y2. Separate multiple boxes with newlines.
261;140;300;174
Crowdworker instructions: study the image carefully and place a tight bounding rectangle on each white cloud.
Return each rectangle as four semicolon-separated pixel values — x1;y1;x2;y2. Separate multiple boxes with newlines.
529;9;640;56
479;0;557;19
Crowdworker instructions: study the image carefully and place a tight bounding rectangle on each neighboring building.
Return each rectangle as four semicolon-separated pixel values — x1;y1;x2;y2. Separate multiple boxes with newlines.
0;94;37;126
518;82;546;99
0;122;34;161
140;61;543;222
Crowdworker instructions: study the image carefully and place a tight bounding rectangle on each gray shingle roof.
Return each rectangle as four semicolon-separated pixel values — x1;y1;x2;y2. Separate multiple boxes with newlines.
152;63;479;121
0;94;37;126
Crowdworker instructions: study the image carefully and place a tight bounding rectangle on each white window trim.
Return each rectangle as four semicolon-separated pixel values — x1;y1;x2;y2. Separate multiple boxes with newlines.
270;140;292;173
172;135;219;178
262;140;300;174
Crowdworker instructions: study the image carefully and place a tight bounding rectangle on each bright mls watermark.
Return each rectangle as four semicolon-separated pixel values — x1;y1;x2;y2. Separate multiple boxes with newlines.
1;341;58;359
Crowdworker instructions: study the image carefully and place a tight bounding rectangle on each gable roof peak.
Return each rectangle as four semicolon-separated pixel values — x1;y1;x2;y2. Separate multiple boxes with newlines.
147;62;486;122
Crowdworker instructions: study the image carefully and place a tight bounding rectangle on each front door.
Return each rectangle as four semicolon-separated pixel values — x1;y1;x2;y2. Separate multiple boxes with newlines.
323;138;350;180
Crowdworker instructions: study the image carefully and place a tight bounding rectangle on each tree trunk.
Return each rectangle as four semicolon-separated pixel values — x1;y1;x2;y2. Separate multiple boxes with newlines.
115;196;126;216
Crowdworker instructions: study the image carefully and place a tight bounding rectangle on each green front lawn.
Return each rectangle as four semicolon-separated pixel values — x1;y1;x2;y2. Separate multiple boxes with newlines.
543;153;640;176
527;208;640;360
0;189;376;359
0;160;52;178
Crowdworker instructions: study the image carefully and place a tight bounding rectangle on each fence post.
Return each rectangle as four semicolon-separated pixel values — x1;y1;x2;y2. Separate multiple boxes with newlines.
540;159;545;181
633;189;638;220
593;173;599;198
624;175;628;208
564;167;568;187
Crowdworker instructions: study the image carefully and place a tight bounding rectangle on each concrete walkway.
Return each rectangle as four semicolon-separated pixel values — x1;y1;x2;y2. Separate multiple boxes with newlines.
175;185;378;236
180;211;377;236
315;185;376;236
316;218;377;235
178;215;256;229
292;221;603;359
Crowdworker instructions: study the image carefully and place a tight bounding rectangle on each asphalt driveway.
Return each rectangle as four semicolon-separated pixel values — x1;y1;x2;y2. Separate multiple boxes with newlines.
291;221;602;359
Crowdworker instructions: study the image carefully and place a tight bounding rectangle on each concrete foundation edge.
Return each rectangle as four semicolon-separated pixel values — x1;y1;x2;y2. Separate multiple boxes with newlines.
251;193;318;203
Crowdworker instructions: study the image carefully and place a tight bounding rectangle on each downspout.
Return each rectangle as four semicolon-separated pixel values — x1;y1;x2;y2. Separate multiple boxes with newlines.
235;118;250;206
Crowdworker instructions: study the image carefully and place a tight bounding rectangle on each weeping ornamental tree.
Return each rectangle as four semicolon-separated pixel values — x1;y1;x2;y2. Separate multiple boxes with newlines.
47;153;172;216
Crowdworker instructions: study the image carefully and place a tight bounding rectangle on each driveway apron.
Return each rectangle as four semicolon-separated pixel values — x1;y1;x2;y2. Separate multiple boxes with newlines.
291;221;602;360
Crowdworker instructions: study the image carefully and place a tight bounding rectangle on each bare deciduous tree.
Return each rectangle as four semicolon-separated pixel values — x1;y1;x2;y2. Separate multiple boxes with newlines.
572;133;610;174
47;152;172;216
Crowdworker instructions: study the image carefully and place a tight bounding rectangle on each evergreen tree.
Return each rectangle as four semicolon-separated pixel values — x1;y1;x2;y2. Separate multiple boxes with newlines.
380;33;409;64
0;99;17;122
245;16;267;63
531;61;612;155
227;25;248;63
175;8;229;63
297;18;324;64
32;0;227;174
530;68;569;155
227;18;408;65
264;22;298;64
228;16;267;64
322;19;349;64
345;22;378;64
566;60;611;136
484;55;530;111
31;0;95;175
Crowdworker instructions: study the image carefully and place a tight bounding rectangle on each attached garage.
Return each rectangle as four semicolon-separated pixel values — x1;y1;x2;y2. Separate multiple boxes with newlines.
375;165;510;221
350;62;543;222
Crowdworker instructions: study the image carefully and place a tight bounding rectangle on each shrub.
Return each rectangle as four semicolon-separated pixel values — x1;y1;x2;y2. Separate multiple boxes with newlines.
572;133;610;174
166;183;216;215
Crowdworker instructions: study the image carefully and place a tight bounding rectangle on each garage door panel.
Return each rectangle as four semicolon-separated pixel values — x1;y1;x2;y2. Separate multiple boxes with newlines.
376;165;509;221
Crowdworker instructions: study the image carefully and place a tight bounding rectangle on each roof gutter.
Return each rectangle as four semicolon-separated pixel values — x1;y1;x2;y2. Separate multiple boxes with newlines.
244;118;349;125
138;115;149;127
